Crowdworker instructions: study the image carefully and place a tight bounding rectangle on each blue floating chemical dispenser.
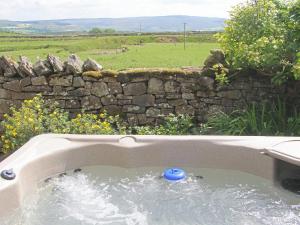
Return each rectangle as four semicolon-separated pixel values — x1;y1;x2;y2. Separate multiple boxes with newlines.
163;168;186;181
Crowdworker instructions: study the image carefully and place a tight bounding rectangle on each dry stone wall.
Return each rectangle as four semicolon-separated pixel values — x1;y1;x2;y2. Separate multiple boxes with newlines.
0;55;292;127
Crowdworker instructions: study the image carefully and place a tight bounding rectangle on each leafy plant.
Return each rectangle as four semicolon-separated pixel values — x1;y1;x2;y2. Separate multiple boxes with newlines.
213;63;229;85
217;0;300;84
0;95;124;153
293;53;300;80
135;114;193;135
203;100;300;136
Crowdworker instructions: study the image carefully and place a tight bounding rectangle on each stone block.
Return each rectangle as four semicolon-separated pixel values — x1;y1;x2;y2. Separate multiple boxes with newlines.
65;54;83;75
196;91;216;98
84;82;92;90
0;88;11;99
82;76;98;82
182;92;195;100
108;82;122;94
52;86;67;96
157;103;172;109
200;98;221;105
73;77;85;87
0;56;18;77
175;105;195;115
148;78;164;94
146;107;161;117
198;76;215;91
101;95;118;105
123;83;146;96
122;105;145;113
161;108;174;116
47;55;64;73
11;92;36;100
20;77;31;88
118;99;132;105
55;100;66;108
166;93;181;99
82;58;102;72
103;77;117;83
3;80;21;92
91;82;109;97
116;94;132;100
217;90;242;100
130;74;149;82
22;85;52;92
116;74;130;83
222;99;234;107
81;96;102;110
65;99;81;109
33;60;52;76
132;94;155;107
168;99;186;106
17;56;35;77
181;82;196;92
68;88;90;97
49;75;73;87
102;105;122;115
164;80;180;93
155;98;167;104
0;100;11;113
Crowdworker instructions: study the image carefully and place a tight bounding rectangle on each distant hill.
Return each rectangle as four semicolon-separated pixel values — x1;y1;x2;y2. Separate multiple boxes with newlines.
0;15;225;34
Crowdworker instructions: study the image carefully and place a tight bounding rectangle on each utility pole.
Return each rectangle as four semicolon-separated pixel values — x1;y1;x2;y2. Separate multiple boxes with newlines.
139;23;142;45
184;22;187;50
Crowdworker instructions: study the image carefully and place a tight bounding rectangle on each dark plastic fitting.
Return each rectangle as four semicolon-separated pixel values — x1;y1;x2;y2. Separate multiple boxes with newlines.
281;178;300;195
44;177;52;183
74;168;82;173
1;169;16;180
59;172;67;177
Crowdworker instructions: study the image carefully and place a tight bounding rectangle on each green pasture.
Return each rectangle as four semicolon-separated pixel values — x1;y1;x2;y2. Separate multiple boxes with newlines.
0;34;218;69
95;43;218;70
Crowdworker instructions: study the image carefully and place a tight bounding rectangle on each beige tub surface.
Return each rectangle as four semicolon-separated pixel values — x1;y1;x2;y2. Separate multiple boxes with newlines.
265;140;300;166
0;134;299;217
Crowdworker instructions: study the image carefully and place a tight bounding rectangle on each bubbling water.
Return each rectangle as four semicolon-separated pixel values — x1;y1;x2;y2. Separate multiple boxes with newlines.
1;166;300;225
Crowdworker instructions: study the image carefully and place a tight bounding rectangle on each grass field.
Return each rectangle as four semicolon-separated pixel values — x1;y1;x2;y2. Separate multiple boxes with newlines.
96;43;218;69
0;34;218;70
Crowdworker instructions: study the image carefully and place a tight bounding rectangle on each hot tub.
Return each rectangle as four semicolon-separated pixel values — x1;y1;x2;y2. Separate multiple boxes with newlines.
0;134;299;224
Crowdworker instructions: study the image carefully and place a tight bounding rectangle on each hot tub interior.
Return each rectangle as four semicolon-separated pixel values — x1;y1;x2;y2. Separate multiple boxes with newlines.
1;166;300;225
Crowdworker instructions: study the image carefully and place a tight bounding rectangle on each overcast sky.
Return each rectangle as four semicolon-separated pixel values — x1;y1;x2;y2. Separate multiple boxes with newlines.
0;0;246;21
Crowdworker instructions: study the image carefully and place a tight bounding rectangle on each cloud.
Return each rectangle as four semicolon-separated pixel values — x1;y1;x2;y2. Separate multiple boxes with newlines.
0;0;245;21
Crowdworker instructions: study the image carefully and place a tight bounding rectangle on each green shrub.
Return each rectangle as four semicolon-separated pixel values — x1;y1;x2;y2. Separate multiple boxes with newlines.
203;100;300;136
217;0;300;84
69;112;126;135
0;95;124;154
135;114;193;135
0;96;194;153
